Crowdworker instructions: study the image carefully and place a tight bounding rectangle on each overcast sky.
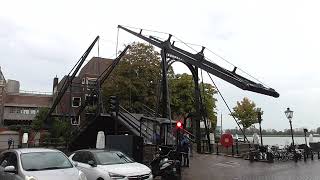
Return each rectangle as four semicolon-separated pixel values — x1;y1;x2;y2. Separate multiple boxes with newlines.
1;0;319;131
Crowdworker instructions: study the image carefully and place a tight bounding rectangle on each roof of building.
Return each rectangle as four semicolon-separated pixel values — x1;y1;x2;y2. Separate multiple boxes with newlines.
78;57;113;78
56;57;113;92
4;94;52;107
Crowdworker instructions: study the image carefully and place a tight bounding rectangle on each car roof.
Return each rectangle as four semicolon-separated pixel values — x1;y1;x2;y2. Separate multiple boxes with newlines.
11;148;62;154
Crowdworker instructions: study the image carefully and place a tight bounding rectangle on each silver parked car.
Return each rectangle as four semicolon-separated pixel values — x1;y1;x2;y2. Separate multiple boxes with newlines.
0;148;87;180
69;149;153;180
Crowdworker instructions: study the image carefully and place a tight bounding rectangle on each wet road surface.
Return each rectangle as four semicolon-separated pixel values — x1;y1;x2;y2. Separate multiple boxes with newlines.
182;153;320;180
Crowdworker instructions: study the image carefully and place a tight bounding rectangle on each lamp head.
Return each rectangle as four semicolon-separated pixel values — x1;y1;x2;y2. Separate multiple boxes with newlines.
285;107;293;121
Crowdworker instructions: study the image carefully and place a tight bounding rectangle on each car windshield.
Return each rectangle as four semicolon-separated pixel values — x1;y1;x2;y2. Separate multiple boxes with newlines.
21;152;73;171
94;151;134;165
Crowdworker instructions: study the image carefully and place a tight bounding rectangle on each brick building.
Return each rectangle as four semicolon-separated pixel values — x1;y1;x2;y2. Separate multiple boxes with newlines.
0;67;5;126
53;57;113;124
0;57;113;127
0;67;52;126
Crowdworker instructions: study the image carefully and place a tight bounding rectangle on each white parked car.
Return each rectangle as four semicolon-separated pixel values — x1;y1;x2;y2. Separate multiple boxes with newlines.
0;148;87;180
69;149;153;180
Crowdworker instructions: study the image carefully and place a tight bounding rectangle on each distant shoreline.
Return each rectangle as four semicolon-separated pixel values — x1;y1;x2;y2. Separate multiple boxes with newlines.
239;134;320;137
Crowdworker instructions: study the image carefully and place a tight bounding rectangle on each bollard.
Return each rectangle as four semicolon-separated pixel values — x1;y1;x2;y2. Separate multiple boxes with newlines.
236;140;239;155
216;143;219;155
267;152;274;163
249;150;254;162
232;145;234;156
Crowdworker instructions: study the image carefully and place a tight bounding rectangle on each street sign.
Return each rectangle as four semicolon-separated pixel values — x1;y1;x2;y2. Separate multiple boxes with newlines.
220;133;233;148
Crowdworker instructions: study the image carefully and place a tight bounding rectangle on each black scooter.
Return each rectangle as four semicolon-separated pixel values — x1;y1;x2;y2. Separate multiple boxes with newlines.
150;148;181;180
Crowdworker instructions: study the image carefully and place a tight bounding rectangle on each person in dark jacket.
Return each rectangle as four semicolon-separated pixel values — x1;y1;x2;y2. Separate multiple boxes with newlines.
181;135;190;167
8;138;13;149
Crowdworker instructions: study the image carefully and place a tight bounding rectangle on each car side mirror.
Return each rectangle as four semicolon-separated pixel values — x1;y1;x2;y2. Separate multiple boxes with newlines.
88;160;96;167
4;166;16;173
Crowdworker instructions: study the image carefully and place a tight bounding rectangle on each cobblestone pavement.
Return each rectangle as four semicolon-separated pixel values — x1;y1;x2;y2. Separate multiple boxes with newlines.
182;153;320;180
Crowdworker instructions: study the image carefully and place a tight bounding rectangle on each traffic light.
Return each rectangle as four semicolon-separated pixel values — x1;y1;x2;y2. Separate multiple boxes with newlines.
109;96;119;112
176;121;182;129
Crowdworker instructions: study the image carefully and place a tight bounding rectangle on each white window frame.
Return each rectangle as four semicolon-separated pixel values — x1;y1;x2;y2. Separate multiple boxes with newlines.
71;116;81;126
86;77;97;90
72;97;81;107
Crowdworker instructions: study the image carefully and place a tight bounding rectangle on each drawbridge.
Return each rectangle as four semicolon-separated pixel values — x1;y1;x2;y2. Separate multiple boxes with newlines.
43;25;279;153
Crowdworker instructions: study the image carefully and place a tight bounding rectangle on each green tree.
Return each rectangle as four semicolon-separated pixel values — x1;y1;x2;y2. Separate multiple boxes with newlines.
102;42;164;112
31;107;71;144
31;107;49;131
50;118;72;144
201;82;218;131
169;73;217;131
230;97;261;135
102;42;217;131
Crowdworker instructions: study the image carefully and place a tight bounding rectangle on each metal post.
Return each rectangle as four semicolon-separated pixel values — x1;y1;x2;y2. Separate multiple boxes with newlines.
160;50;172;143
236;139;239;155
289;121;295;146
232;144;234;156
304;129;308;160
221;114;222;136
115;111;119;135
259;122;263;146
193;70;202;153
216;143;219;155
289;121;297;162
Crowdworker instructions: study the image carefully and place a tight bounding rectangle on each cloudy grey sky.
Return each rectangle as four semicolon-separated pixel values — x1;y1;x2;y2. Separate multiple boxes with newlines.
1;0;319;131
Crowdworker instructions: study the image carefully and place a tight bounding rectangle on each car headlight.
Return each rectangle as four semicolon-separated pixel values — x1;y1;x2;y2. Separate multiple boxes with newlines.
79;170;87;180
109;172;126;179
25;176;37;180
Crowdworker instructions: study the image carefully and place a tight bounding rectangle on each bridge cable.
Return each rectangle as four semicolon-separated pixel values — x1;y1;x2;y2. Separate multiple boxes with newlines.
120;25;169;35
206;72;250;144
205;49;270;88
172;35;250;143
172;35;270;88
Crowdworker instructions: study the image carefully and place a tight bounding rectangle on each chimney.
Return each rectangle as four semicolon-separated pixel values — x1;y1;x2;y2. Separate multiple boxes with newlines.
53;76;59;94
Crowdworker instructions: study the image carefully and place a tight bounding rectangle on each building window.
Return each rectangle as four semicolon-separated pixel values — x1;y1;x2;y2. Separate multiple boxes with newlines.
30;109;36;114
86;77;97;90
72;97;81;107
9;107;16;113
22;109;29;114
71;116;80;126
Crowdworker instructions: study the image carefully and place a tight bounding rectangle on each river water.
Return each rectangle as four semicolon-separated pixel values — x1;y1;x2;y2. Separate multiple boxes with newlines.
241;136;320;146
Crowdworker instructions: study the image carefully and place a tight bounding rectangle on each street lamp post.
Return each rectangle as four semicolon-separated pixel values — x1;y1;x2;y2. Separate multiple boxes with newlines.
285;108;294;146
303;128;308;161
257;111;263;146
285;107;296;162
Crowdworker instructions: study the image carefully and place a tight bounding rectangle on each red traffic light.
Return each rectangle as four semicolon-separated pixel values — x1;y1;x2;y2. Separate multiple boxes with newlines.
176;121;182;128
